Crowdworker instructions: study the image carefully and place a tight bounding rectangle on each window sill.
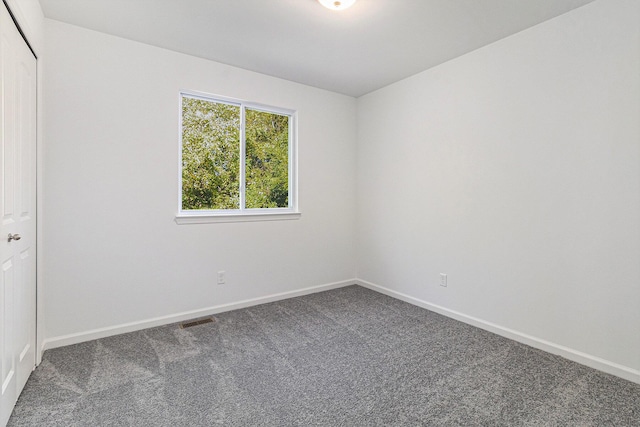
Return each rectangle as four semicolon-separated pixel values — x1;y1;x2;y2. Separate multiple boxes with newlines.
175;211;301;224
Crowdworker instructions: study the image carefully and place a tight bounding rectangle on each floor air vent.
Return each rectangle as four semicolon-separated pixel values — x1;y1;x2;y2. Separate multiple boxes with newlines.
179;317;216;329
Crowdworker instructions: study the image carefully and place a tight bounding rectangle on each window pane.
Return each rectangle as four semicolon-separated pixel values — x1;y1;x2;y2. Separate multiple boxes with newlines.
245;109;289;209
182;97;240;210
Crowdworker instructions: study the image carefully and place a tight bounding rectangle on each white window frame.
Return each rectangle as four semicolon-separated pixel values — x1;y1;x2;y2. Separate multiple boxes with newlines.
176;90;300;224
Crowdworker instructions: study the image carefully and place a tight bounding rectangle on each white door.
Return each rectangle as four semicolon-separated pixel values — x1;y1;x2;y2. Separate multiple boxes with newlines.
0;3;37;426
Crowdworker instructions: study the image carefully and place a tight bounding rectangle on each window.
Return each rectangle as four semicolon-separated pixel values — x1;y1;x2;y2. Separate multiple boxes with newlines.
176;92;299;223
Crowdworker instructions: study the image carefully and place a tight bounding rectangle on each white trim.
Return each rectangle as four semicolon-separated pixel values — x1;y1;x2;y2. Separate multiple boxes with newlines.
239;104;246;210
41;279;355;351
356;279;640;385
288;112;298;211
177;92;185;216
181;90;293;116
41;277;638;385
4;0;39;55
175;210;301;224
178;90;297;220
35;36;44;367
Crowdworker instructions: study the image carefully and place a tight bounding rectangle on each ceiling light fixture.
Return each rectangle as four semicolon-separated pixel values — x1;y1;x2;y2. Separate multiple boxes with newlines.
318;0;357;11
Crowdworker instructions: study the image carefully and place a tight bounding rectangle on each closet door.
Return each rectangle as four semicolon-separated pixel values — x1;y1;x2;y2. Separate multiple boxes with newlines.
0;2;37;426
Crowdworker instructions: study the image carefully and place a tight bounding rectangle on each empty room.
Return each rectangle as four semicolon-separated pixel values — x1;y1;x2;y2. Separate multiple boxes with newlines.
1;0;639;425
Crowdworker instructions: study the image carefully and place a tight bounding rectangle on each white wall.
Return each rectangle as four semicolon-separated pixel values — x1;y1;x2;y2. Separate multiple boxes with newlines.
357;0;639;380
42;20;357;343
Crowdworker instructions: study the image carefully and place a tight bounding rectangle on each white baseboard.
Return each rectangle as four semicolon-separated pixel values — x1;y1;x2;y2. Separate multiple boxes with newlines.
356;279;640;385
41;277;639;385
42;279;356;352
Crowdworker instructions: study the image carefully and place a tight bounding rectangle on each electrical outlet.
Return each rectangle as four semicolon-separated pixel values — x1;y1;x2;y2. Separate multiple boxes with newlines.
440;273;447;287
217;271;226;285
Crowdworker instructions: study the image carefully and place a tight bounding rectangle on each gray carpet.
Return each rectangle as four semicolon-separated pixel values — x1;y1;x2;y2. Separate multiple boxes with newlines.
8;285;640;426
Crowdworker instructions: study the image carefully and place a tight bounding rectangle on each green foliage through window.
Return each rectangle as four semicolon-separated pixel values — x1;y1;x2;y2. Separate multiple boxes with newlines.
181;94;291;211
245;109;289;208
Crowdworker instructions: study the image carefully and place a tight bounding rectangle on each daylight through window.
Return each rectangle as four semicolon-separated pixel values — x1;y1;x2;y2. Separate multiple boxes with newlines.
179;92;297;221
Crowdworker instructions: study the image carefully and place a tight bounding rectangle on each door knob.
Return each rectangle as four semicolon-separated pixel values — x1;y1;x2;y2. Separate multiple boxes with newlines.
7;233;21;242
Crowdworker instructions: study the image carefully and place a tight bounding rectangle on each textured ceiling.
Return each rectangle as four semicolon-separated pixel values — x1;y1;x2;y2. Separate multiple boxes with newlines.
38;0;596;97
